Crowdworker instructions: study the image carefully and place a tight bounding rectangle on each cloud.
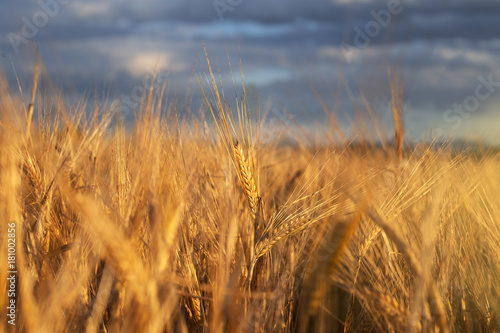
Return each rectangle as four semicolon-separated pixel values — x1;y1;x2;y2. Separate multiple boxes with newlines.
67;2;115;19
1;0;500;140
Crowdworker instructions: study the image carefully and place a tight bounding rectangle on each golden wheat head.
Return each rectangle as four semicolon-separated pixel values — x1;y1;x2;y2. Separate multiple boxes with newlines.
233;141;259;220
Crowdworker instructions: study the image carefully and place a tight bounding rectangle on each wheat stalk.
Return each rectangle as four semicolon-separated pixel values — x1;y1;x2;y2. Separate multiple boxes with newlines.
345;225;381;332
388;67;405;162
366;207;449;333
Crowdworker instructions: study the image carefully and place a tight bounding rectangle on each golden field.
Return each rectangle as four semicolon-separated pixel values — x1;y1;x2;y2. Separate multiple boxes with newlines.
0;58;499;332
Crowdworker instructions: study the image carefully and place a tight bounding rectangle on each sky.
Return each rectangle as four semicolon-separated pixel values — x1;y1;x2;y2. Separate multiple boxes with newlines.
1;0;500;143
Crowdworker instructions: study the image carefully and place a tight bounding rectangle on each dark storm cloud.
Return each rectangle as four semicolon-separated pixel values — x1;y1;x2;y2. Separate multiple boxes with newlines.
0;0;499;140
99;0;500;27
3;0;500;44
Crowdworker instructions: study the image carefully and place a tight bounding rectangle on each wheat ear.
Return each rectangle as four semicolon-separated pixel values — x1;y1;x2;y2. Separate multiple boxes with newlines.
233;142;259;220
388;66;405;162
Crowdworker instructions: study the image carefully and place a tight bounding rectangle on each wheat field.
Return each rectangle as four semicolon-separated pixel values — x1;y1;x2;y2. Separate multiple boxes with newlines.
0;55;499;333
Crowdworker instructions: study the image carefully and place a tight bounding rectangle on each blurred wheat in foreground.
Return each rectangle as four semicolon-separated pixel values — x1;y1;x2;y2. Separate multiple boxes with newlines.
0;55;499;333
